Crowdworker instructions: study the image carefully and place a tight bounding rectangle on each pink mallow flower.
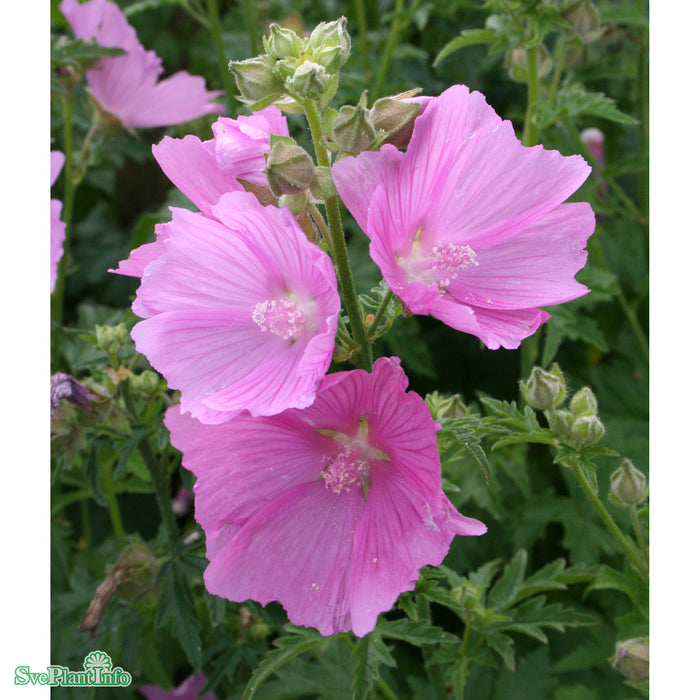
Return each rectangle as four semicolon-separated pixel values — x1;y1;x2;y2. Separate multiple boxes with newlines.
60;0;223;128
332;84;596;350
151;106;289;217
165;356;486;637
51;151;67;293
117;190;340;424
141;673;216;700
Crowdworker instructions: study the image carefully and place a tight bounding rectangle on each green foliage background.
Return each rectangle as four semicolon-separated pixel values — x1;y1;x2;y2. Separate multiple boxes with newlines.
48;0;649;698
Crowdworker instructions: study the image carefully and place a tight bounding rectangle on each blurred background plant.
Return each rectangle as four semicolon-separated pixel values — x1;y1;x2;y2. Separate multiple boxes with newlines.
49;0;648;697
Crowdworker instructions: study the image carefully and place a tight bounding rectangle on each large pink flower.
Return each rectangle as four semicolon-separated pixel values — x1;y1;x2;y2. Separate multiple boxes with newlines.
60;0;223;128
122;190;339;423
165;357;486;637
151;107;288;217
51;151;66;293
333;84;596;349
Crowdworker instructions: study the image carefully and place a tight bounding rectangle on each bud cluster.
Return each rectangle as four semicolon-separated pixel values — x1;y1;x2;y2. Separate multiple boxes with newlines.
521;365;605;449
229;18;351;109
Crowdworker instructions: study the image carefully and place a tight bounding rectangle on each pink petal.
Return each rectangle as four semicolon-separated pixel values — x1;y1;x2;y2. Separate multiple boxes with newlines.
204;482;363;636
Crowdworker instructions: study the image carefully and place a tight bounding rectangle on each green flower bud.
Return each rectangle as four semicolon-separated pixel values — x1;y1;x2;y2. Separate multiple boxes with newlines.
229;56;283;106
309;165;336;201
370;97;421;149
332;104;376;156
263;23;303;60
568;414;605;448
128;370;161;398
95;323;129;356
547;408;575;439
611;637;649;682
306;17;351;73
505;45;553;83
569;386;598;416
609;458;648;506
265;141;315;196
287;61;328;99
425;391;469;421
564;0;602;44
278;191;309;216
520;364;567;411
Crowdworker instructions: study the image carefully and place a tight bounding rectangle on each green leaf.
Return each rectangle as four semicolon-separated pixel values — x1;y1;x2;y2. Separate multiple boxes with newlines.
85;437;107;507
531;83;638;130
541;306;609;367
51;35;126;71
439;418;491;483
377;617;460;646
586;564;648;615
484;631;515;671
243;625;326;700
433;28;498;66
155;561;202;669
352;631;396;700
113;426;154;479
488;549;527;610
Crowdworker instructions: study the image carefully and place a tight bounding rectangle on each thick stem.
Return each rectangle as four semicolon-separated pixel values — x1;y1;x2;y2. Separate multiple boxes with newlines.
240;0;259;56
101;458;126;544
417;596;449;700
303;100;372;371
570;459;648;579
353;0;370;78
205;0;237;113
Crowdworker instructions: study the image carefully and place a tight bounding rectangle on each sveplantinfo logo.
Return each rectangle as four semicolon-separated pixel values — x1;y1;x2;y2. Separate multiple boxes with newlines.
14;650;132;687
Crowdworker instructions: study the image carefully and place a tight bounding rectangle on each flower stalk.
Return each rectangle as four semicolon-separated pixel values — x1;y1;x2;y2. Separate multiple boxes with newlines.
205;0;237;112
303;99;372;371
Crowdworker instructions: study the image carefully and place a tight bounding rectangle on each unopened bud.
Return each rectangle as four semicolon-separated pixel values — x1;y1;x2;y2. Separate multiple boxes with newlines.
611;637;649;682
425;391;469;421
451;581;479;607
520;364;567;411
263;23;303;60
568;414;605;448
547;409;575;438
287;61;328;99
172;487;195;517
265;141;315;196
569;386;598;416
332;104;376;156
306;17;351;73
370;97;421;149
609;458;647;506
564;0;602;44
278;191;309;216
580;127;605;165
229;56;283;106
128;370;161;398
309;166;336;200
96;323;129;356
505;46;553;83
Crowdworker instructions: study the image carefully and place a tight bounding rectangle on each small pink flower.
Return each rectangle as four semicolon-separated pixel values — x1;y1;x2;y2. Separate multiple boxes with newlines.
60;0;223;128
140;673;216;700
333;85;596;349
51;151;66;293
151;107;288;217
120;190;340;424
165;357;486;637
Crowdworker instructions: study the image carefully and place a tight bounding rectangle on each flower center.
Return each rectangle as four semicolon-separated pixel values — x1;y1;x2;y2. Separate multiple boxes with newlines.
321;447;369;495
252;298;306;340
318;417;390;498
429;240;478;287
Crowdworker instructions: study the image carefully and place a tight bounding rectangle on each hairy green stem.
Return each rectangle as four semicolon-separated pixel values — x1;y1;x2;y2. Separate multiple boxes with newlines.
417;596;449;700
80;498;92;550
205;0;237;112
303;100;372;370
352;0;370;78
570;459;648;579
521;46;540;147
309;203;335;256
367;288;395;338
377;676;400;700
547;38;567;104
